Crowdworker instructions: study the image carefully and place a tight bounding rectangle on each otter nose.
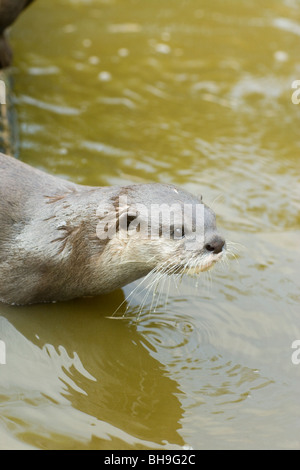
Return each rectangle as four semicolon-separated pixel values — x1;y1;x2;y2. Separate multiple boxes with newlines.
205;235;225;254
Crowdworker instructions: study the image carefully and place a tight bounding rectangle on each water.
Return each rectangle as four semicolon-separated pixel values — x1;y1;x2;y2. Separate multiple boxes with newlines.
0;0;299;449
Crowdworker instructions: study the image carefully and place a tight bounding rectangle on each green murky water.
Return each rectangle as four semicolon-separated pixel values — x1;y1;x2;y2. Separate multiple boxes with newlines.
0;0;299;449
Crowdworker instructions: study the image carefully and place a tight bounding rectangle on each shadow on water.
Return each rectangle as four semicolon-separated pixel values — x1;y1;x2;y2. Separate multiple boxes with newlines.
0;291;185;449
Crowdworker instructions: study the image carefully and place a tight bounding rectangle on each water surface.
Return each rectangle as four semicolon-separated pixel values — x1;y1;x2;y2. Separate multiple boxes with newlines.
0;0;299;450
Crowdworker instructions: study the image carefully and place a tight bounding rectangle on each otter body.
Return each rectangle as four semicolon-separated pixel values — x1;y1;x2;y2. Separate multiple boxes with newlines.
0;153;225;305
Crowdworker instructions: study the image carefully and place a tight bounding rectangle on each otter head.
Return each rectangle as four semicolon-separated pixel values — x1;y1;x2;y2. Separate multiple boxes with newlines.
96;183;225;288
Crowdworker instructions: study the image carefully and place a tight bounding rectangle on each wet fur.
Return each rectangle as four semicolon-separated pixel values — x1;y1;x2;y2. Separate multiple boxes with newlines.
0;153;225;305
0;154;135;304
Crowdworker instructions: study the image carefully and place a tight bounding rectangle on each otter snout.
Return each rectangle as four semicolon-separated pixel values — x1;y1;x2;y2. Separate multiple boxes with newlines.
204;234;226;254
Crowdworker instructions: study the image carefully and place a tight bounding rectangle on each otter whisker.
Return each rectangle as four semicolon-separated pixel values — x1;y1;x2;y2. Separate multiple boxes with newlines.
136;269;167;319
209;193;224;212
224;242;241;268
110;264;161;318
226;240;244;249
154;270;171;313
135;260;179;320
148;278;161;317
130;260;174;319
135;259;183;317
164;276;172;309
111;237;229;320
226;241;244;257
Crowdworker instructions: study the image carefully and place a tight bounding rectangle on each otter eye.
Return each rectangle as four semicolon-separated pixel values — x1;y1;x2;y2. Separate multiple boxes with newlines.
118;212;139;232
126;214;138;231
171;226;185;239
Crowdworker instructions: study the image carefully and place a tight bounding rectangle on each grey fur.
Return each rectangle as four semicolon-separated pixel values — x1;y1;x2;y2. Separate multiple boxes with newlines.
0;153;225;305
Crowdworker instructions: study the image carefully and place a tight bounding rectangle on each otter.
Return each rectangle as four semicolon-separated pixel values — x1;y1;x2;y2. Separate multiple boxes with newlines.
0;0;35;69
0;153;226;305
